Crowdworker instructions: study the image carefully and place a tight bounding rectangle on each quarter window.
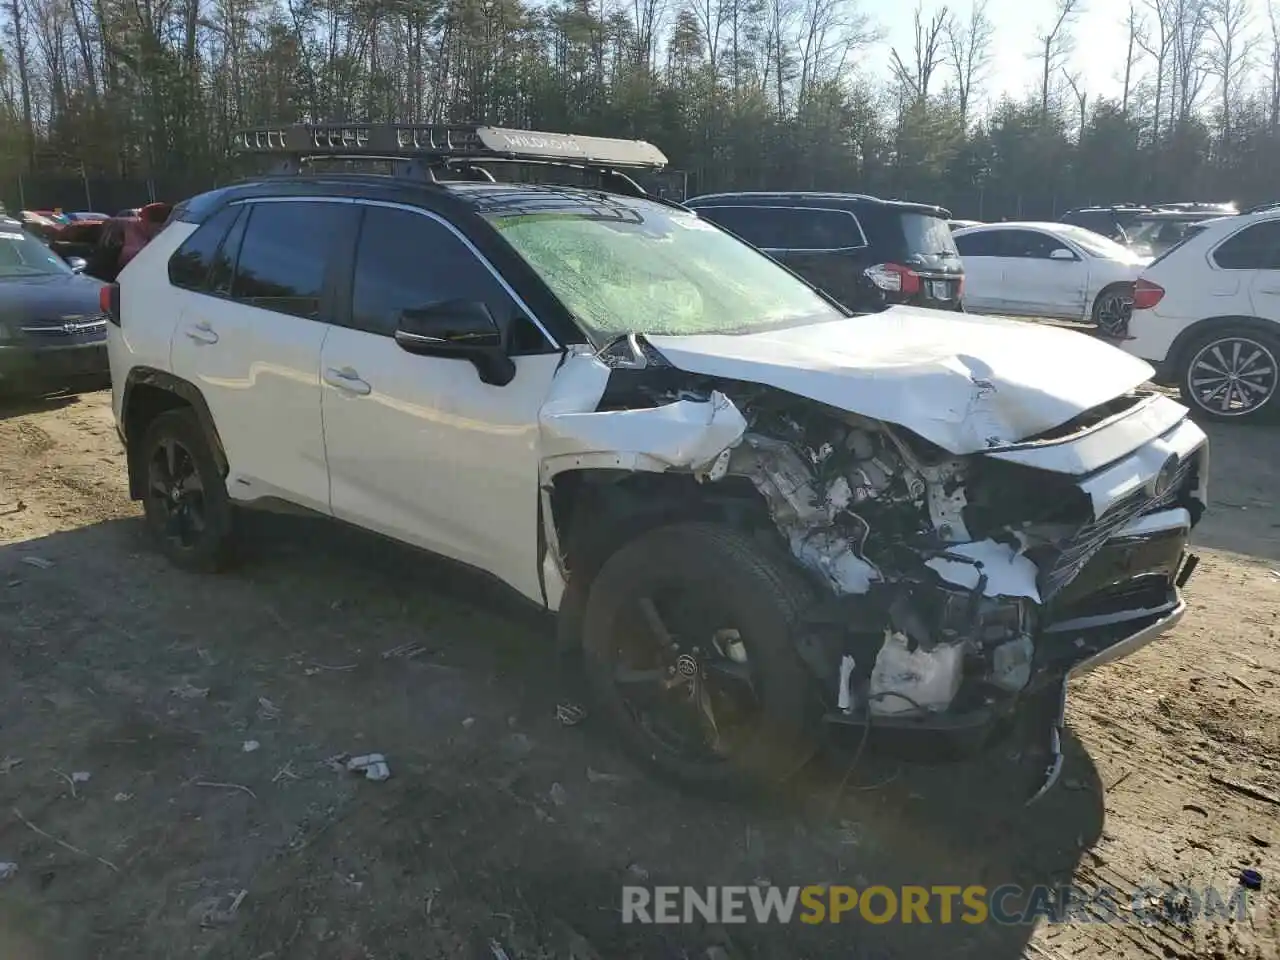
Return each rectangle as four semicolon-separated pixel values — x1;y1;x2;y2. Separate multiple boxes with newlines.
696;205;865;251
230;201;352;319
167;205;240;290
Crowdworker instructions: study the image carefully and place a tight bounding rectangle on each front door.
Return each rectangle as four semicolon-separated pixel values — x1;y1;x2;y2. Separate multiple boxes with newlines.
319;203;562;603
169;198;357;513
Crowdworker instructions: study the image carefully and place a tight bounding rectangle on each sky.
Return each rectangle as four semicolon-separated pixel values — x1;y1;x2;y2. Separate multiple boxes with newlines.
869;0;1133;106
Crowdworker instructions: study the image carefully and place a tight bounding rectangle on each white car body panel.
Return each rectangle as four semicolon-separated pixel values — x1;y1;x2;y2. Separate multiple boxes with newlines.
954;223;1145;322
1125;213;1280;367
320;327;563;605
646;306;1153;454
172;295;334;514
108;224;194;426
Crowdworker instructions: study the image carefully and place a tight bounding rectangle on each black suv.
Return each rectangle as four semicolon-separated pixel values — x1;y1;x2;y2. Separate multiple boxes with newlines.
1058;204;1154;242
684;192;964;313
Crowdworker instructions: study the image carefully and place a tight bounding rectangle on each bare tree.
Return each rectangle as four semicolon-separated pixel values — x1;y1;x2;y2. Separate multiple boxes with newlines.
1177;0;1211;128
890;1;950;104
946;0;993;125
689;0;727;81
1139;0;1175;142
4;0;35;169
1035;0;1081;119
1064;68;1088;137
1121;2;1146;113
1271;0;1280;128
1205;0;1252;138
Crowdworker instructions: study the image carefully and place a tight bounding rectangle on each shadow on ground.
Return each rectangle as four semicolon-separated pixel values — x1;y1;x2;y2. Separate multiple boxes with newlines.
0;511;1103;960
1192;420;1280;562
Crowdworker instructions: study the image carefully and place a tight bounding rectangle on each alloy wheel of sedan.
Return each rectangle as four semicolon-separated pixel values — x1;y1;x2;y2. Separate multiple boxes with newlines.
1185;336;1278;417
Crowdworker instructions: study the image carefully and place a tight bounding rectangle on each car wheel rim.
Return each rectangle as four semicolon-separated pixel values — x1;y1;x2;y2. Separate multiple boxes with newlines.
1187;336;1278;416
147;437;207;549
609;587;761;766
1096;292;1132;337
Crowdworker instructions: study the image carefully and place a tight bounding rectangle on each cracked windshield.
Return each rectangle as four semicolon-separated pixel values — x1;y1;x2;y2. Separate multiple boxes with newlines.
486;204;844;341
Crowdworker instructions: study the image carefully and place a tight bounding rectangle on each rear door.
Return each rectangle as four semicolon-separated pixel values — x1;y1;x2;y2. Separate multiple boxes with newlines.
766;207;870;309
169;198;357;512
1219;219;1280;320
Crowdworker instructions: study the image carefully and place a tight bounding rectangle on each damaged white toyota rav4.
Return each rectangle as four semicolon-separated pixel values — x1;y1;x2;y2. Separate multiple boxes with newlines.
104;125;1207;799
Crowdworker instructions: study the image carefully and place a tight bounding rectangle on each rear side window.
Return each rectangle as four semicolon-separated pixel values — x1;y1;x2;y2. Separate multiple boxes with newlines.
696;205;864;251
1212;220;1280;270
168;205;241;290
696;206;787;248
231;201;353;319
208;207;249;296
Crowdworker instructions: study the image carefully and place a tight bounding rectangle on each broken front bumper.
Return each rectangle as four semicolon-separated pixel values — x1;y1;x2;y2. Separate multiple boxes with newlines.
823;549;1198;762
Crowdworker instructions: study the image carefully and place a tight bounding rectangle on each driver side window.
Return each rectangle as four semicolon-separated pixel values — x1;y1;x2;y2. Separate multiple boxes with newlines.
350;205;550;353
1002;230;1063;259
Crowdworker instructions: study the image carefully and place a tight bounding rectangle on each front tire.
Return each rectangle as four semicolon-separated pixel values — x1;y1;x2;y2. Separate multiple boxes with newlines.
139;408;235;571
1178;325;1280;422
581;522;817;792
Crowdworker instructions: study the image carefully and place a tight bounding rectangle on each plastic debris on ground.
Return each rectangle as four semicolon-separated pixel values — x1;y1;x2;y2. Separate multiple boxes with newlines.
346;753;391;781
555;702;588;726
242;740;260;753
71;771;91;784
1240;869;1263;891
20;556;54;569
0;862;16;880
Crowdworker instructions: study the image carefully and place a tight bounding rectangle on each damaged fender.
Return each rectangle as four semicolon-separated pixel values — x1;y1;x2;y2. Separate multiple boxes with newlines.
536;350;748;606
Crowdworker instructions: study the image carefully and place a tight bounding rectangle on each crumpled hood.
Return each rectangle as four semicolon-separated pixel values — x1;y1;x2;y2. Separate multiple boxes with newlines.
645;306;1155;455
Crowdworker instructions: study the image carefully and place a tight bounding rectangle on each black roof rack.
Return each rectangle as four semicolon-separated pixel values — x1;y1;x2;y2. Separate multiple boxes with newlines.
232;123;668;198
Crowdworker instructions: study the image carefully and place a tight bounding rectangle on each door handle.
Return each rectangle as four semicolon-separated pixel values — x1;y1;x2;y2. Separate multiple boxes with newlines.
324;366;372;396
184;321;218;345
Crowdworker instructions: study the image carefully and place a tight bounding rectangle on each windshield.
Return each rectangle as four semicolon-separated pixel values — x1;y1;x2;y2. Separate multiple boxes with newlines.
0;228;73;278
486;203;845;342
1053;224;1136;259
902;213;959;258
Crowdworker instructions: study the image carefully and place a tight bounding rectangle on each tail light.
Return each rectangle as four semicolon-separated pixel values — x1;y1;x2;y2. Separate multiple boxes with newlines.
1132;278;1165;310
100;282;121;325
864;262;921;296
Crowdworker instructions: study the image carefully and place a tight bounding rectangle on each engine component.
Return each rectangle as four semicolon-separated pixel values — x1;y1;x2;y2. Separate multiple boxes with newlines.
868;630;965;715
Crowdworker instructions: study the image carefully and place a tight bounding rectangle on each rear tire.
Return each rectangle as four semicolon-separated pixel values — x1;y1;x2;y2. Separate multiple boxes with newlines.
581;522;817;792
1177;324;1280;422
138;408;235;572
1091;283;1133;337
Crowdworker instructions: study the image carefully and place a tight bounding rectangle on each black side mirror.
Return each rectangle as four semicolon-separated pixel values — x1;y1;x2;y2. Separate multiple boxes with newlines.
394;300;516;387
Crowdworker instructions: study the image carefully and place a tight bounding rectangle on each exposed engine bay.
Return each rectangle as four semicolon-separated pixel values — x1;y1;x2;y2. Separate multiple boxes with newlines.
551;336;1207;733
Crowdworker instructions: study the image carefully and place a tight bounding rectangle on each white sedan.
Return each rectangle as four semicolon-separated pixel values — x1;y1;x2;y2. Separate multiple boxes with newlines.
953;222;1150;333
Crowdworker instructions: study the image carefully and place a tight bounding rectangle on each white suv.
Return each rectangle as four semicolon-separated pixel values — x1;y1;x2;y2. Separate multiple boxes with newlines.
104;123;1208;798
1123;210;1280;421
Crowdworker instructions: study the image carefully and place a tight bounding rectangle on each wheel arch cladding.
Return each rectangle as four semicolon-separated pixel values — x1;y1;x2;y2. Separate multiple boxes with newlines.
122;368;228;499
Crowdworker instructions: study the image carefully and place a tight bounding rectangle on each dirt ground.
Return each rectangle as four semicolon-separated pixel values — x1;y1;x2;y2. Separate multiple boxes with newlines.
0;388;1276;960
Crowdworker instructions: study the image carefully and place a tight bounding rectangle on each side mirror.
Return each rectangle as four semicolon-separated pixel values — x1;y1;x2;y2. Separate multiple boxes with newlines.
66;256;87;274
394;300;515;387
1049;248;1077;261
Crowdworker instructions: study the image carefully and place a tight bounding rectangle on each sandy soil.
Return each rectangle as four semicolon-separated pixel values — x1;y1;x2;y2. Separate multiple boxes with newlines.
0;389;1276;960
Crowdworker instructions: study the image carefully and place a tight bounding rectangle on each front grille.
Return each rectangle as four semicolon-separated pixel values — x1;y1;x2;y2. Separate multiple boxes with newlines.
20;316;108;338
1040;456;1197;600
